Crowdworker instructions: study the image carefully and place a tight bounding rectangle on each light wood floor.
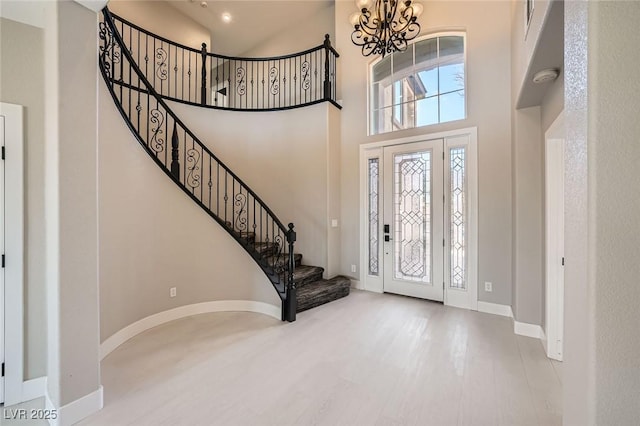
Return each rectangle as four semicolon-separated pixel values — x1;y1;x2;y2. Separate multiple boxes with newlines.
81;290;562;426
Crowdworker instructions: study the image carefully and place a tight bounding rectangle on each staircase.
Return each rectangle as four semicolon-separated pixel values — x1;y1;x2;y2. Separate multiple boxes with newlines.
245;231;350;312
98;8;349;320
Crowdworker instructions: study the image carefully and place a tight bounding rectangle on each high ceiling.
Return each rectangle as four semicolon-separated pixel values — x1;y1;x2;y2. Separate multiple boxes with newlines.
165;0;334;56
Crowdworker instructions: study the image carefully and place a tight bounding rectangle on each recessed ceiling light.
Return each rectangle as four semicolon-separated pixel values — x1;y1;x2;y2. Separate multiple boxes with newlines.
200;1;208;8
222;12;232;23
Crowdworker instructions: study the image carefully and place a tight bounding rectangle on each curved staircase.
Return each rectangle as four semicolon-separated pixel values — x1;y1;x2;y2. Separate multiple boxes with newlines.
98;8;349;320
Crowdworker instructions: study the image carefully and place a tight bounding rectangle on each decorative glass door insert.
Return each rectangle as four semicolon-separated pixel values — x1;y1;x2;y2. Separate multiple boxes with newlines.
383;140;444;302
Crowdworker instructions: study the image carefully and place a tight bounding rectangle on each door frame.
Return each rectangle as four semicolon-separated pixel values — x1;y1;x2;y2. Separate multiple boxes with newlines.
544;111;565;361
359;126;478;310
0;102;25;405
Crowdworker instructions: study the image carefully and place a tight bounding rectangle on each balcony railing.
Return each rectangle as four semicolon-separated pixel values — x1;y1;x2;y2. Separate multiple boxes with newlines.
110;11;340;112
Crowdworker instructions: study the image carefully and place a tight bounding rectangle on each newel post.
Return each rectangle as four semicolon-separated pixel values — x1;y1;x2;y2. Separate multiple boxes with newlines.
283;223;297;322
323;34;332;101
201;42;207;105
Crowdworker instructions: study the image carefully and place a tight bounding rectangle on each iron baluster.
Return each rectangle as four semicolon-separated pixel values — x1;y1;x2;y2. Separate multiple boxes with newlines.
208;156;212;210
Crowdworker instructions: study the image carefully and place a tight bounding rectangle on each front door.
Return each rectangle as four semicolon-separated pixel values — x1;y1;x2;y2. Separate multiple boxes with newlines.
382;140;444;301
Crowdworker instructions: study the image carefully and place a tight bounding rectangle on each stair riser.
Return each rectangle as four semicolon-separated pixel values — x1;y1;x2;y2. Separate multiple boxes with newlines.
297;286;350;313
267;254;303;272
296;271;324;288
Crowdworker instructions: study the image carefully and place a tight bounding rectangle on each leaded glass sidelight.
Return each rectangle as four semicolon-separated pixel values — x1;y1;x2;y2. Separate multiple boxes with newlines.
393;151;431;283
450;147;466;289
368;158;380;275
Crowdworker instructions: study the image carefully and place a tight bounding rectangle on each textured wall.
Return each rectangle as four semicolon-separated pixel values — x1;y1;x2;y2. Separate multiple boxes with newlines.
44;0;101;407
589;1;640;423
564;0;640;423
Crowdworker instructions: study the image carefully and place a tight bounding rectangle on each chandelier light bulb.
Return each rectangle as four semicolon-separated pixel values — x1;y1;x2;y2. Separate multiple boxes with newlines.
349;12;361;27
356;0;371;11
412;3;424;17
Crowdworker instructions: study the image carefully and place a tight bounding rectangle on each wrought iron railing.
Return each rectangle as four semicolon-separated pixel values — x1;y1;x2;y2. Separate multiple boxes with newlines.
99;7;298;321
109;11;340;112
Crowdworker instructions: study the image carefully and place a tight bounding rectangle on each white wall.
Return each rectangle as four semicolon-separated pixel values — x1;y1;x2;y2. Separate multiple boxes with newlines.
511;106;543;325
98;87;288;340
564;1;640;423
44;0;101;408
512;0;554;100
109;0;211;49
171;101;335;273
509;0;564;326
239;2;335;57
335;0;513;304
0;17;47;380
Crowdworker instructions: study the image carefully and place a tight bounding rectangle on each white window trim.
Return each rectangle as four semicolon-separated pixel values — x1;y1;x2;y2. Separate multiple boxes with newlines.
359;126;478;310
367;31;468;136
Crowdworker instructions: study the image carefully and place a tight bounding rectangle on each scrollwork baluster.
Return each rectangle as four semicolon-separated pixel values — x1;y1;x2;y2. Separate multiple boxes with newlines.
149;108;165;155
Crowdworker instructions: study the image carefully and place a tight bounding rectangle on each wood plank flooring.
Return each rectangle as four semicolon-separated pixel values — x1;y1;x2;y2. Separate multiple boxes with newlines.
80;290;562;426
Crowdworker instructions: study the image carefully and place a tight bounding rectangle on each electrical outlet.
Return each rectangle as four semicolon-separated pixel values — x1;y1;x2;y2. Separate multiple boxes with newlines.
331;219;339;228
484;282;492;292
170;287;177;298
351;264;357;273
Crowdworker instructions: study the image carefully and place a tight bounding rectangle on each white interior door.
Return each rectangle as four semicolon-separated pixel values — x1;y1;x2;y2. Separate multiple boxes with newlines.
382;140;444;301
545;116;565;361
0;113;5;403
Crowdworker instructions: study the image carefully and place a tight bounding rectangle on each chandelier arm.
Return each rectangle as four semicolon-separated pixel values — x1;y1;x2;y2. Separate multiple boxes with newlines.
350;0;422;57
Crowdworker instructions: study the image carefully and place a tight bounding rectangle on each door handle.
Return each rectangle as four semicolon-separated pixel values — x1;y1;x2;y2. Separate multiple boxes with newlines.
385;235;392;242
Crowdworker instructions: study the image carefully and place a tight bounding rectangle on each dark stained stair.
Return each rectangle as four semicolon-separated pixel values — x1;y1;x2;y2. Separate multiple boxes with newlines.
230;222;351;312
280;258;351;313
297;276;351;312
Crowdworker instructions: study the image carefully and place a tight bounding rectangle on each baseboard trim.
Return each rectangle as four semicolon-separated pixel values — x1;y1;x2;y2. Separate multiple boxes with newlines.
46;386;103;426
350;279;363;290
477;301;513;318
514;320;543;339
22;376;47;401
100;300;281;359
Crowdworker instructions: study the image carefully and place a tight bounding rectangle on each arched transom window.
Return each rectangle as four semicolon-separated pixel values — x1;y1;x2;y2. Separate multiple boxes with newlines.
370;33;466;135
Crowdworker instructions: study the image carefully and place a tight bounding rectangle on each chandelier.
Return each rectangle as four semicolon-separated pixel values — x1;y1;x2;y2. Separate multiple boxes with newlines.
350;0;423;57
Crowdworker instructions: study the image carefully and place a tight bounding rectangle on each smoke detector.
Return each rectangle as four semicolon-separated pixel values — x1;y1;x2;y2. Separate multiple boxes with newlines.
532;68;559;84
